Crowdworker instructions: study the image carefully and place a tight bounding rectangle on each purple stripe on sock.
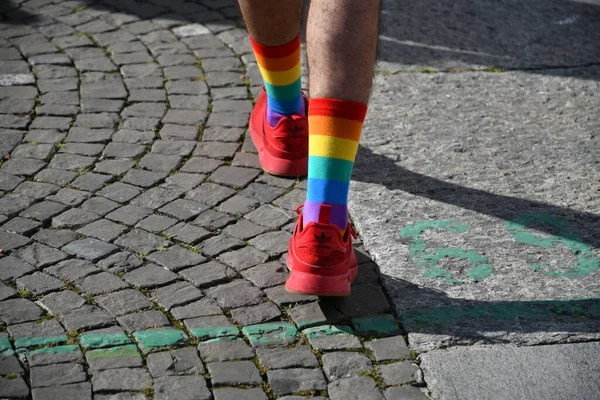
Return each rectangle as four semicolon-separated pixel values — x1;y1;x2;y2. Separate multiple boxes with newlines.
266;100;306;127
304;201;348;231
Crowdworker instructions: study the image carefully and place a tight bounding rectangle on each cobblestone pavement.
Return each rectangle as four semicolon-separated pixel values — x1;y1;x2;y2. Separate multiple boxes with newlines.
0;1;428;399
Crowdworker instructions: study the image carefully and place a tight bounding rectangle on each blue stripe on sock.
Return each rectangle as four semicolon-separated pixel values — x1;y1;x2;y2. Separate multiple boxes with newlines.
267;94;303;115
307;177;349;205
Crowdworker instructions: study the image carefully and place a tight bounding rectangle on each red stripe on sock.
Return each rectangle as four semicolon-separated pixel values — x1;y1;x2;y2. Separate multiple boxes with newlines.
308;98;368;122
249;34;301;59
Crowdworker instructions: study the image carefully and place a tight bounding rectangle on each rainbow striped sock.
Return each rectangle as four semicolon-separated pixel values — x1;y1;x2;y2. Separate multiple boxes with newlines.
250;35;304;126
304;98;368;231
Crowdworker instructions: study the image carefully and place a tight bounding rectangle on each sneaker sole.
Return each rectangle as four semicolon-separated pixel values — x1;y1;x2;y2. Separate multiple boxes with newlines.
284;262;358;297
248;119;308;177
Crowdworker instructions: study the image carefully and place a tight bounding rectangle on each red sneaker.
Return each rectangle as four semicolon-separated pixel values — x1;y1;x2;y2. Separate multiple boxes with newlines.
286;205;358;296
248;88;308;177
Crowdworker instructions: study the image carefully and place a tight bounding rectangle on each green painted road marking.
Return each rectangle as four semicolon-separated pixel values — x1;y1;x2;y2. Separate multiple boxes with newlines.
13;335;68;349
402;298;600;329
302;324;355;339
401;220;494;284
86;344;140;359
242;322;299;346
133;329;189;353
27;345;80;359
351;315;401;338
506;213;599;277
80;332;131;350
190;326;240;340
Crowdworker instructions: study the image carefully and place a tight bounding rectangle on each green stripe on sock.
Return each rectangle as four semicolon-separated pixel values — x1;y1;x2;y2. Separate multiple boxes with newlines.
308;156;354;182
264;78;302;101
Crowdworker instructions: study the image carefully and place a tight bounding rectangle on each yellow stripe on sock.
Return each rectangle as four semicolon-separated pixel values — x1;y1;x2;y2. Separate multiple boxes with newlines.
258;63;301;86
309;135;359;162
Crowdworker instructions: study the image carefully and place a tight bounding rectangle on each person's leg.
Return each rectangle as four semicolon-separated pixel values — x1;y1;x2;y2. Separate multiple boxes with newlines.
240;0;309;177
238;0;305;125
286;0;380;296
304;0;379;230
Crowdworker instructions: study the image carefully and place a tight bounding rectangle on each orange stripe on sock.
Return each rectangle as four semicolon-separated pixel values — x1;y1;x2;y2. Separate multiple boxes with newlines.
308;115;363;142
254;48;301;72
309;98;368;122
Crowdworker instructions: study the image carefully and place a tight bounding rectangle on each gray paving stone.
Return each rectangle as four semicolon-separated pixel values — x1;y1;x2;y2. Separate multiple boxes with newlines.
121;169;167;188
165;79;208;95
80;197;120;217
264;285;317;307
328;283;391;318
51;208;99;229
171;297;222;320
131;187;182;210
217;195;259;217
147;347;205;377
256;345;319;370
66;127;114;144
147;246;206;272
366;336;411;362
92;368;152;392
62;305;116;331
328;377;384;400
80;72;127;99
98;182;141;203
120;63;162;79
59;143;106;157
163;222;211;244
86;345;143;371
168;95;209;110
241;261;288;289
213;388;268;400
0;230;31;251
1;158;47;176
95;289;153;316
208;360;262;386
1;216;42;235
201;126;244;142
36;104;79;117
194;142;239;159
136;214;178;234
16;272;63;296
287;302;345;330
0;298;44;324
39;93;78;106
198;336;255;362
12;143;55;160
0;283;17;301
186;183;235;206
31;228;80;248
27;346;85;368
36;290;85;316
151;140;196;157
34;169;79;186
63;238;119;262
179;261;236;289
267;368;327;396
97;252;144;274
0;194;35;218
154;375;212;400
122;102;166;119
0;355;24;375
198;234;245;257
218;246;269;271
192;210;236;231
30;363;86;388
123;264;178;289
0;172;24;191
77;219;128;242
7;319;64;345
47;188;93;207
376;361;419;386
159;124;199;141
161;109;207;126
13;242;69;269
0;256;36;282
152;281;203;310
115;229;172;254
46;259;100;281
207;112;249;128
323;352;373;382
129;89;166;102
75;271;129;295
13;181;60;200
0;376;30;398
210;166;260;188
249;231;291;257
230;302;281;326
159;199;208;221
94;159;137;176
105;205;153;227
117;310;171;333
71;173;114;192
206;279;265;309
47;154;96;172
112;129;155;144
81;98;125;113
180;156;224;174
102;142;147;159
384;386;429;400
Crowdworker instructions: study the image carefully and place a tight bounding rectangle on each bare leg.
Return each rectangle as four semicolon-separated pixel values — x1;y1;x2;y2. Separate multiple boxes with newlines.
238;0;303;46
307;0;380;103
